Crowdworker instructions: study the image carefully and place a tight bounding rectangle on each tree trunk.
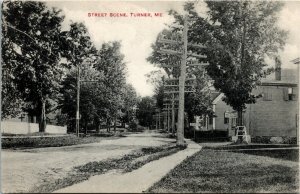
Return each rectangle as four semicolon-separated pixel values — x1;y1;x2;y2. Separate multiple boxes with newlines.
106;119;110;132
39;100;46;132
95;119;100;133
158;112;161;129
238;110;243;126
106;119;109;132
85;122;87;135
156;114;158;130
113;116;117;133
96;125;100;133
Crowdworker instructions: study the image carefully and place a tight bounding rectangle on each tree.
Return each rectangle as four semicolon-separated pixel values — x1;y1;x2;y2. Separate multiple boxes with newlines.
201;1;287;125
94;41;127;132
59;40;128;134
59;65;104;133
2;1;66;131
147;9;213;135
147;29;182;78
185;68;214;124
59;22;97;134
1;55;23;119
168;1;287;125
120;84;138;126
145;70;166;110
60;22;96;66
146;29;182;132
136;97;156;128
1;3;24;119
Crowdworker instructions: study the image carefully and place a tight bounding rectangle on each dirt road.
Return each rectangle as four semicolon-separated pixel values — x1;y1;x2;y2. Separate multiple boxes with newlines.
1;130;174;193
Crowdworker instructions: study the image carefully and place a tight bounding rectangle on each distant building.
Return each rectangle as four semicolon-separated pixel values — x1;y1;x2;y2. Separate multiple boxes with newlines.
3;101;61;125
2;101;66;134
207;92;235;132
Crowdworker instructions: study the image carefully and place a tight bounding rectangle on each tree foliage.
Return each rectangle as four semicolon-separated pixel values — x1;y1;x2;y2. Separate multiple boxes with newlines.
200;1;287;113
136;96;156;127
59;65;104;133
146;70;165;110
185;68;214;123
120;84;138;125
1;1;137;135
93;41;127;130
2;1;66;131
165;1;287;125
60;22;97;68
147;7;213;122
60;40;129;132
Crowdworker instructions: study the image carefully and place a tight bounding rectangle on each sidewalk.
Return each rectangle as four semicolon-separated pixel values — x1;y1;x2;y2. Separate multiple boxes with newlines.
54;139;202;193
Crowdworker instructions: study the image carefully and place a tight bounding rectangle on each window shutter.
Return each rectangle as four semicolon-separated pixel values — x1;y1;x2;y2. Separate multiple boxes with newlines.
292;87;297;101
283;88;289;101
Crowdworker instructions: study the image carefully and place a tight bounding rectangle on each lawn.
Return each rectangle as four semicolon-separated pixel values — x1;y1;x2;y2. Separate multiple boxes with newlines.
148;148;299;193
230;149;299;162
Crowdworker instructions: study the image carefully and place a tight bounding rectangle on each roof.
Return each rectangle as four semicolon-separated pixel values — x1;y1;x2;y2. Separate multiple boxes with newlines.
261;81;297;87
261;68;298;85
211;92;224;105
210;92;221;102
291;58;300;64
209;67;298;105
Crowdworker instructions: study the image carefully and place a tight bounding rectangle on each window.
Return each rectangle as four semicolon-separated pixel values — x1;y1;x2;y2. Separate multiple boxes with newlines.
263;88;272;101
288;87;293;100
203;117;207;126
231;118;237;127
224;117;229;124
209;116;213;125
284;87;296;101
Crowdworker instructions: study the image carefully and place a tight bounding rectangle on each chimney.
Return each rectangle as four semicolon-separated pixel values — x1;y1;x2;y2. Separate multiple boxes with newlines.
275;57;281;81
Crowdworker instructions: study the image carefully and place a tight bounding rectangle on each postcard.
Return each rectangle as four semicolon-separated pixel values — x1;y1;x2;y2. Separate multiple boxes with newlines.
1;0;299;193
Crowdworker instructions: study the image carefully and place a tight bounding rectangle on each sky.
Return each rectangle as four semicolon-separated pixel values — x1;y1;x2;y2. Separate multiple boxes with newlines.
45;0;300;97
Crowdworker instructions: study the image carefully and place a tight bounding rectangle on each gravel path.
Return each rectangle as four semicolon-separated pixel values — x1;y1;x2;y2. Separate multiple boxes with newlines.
1;130;174;193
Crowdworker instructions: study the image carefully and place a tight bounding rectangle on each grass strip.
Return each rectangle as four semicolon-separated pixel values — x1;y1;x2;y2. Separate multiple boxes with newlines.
205;144;299;162
30;143;185;193
147;149;299;193
207;144;299;150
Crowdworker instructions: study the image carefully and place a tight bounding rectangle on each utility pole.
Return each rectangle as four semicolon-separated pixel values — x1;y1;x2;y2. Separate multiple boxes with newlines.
291;57;300;145
76;64;80;137
171;94;175;135
167;104;170;132
157;15;208;146
158;111;161;129
156;113;158;129
74;55;100;137
177;15;188;146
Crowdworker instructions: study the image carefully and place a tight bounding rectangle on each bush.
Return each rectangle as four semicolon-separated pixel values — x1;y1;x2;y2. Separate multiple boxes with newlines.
185;128;229;142
1;135;77;149
1;135;110;149
128;121;138;131
282;137;297;144
136;125;147;132
252;136;297;144
251;136;271;144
